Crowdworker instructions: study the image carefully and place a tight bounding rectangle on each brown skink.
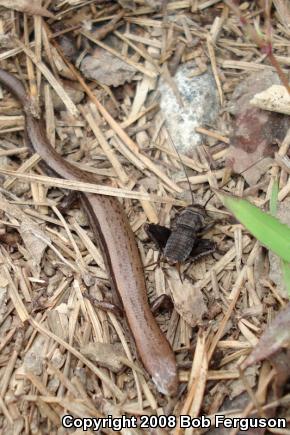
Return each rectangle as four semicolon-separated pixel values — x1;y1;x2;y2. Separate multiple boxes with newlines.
0;68;178;396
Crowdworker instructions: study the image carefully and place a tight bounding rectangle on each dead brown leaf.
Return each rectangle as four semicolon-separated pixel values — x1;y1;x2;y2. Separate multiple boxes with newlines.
0;196;49;268
241;303;290;370
80;342;126;372
167;269;207;327
0;0;54;17
80;48;136;87
270;349;290;394
227;71;288;185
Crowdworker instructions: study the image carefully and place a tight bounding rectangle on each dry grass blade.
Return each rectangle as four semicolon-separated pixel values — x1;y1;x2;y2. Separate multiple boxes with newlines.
29;318;125;401
0;256;30;322
0;168;185;205
81;30;158;79
14;38;78;116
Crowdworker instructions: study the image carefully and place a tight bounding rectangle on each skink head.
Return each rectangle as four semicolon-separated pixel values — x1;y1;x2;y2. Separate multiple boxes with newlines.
153;365;179;397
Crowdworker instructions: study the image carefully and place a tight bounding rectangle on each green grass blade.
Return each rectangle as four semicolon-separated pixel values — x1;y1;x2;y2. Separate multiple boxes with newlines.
215;190;290;263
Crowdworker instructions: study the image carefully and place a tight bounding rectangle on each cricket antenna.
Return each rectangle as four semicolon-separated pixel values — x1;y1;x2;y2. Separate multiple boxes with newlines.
166;129;195;205
203;156;268;210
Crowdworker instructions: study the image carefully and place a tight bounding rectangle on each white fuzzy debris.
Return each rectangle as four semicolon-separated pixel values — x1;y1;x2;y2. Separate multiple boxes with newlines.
250;85;290;115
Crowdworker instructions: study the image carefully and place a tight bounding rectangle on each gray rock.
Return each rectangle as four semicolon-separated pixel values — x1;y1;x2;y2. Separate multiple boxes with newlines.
159;64;219;155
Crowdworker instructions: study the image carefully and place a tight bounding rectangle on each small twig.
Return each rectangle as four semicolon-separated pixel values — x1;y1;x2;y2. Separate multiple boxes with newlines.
91;10;125;40
224;0;290;94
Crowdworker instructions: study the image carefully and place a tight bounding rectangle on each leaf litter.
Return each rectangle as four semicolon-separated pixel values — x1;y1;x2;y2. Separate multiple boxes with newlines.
0;0;289;433
227;70;289;186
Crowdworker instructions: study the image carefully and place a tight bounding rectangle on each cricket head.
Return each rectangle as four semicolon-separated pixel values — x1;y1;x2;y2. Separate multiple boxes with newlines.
174;205;206;232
